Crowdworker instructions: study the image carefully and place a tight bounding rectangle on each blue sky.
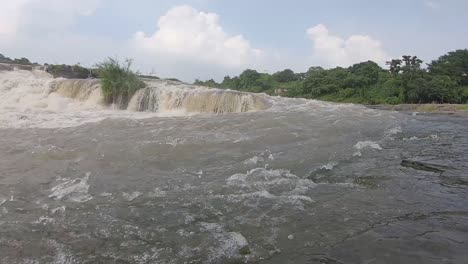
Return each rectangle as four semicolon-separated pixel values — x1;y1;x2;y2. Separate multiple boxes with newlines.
0;0;467;81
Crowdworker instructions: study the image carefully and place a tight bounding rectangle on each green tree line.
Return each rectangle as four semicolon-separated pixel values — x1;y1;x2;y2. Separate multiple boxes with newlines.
0;54;39;66
194;49;468;104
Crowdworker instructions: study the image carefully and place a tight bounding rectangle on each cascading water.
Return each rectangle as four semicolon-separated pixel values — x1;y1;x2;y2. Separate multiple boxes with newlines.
9;70;269;114
0;69;270;127
127;81;269;113
50;79;102;102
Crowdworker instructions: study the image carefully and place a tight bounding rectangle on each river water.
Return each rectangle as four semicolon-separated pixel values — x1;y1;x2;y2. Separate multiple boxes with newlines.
0;70;467;263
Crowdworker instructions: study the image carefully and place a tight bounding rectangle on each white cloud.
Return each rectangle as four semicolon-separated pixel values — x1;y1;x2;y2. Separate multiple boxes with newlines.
306;24;390;67
0;0;101;36
132;5;263;68
0;0;29;35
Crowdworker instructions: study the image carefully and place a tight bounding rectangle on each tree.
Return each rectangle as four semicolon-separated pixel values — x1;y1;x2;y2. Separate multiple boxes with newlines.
221;76;241;89
302;67;348;97
425;75;459;103
194;79;204;86
350;61;382;84
428;49;468;86
194;79;219;87
255;73;275;92
273;69;297;83
13;57;32;65
220;76;232;87
386;59;402;74
238;69;261;90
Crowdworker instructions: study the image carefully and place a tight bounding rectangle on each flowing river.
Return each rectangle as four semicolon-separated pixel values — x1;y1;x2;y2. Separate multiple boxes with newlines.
0;70;467;263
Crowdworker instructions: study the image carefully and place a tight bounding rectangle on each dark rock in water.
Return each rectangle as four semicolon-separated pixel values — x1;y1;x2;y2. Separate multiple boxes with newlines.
401;159;447;173
46;64;98;79
239;246;251;255
308;254;345;264
0;64;13;71
307;167;334;183
0;63;35;71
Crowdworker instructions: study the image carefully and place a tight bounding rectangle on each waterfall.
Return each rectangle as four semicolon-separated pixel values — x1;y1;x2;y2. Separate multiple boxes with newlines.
127;84;269;113
0;69;269;118
50;78;270;114
50;79;102;102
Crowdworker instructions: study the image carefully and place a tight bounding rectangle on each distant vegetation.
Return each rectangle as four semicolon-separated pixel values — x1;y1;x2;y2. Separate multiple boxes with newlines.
194;49;468;104
139;75;160;80
0;53;40;66
166;78;182;82
94;58;146;107
46;64;98;79
3;49;468;105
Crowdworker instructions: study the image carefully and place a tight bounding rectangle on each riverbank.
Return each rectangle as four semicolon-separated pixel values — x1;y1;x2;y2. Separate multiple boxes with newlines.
366;104;468;113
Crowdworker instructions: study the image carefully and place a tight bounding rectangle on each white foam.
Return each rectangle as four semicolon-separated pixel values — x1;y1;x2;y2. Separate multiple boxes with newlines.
34;216;55;225
403;134;439;141
386;126;402;135
46;240;78;264
224;168;316;209
354;141;383;150
353;151;362;157
148;188;167;198
49;173;92;202
51;206;66;215
320;162;338;170
243;150;274;165
199;222;250;262
243;155;264;165
403;136;420;141
122;191;142;201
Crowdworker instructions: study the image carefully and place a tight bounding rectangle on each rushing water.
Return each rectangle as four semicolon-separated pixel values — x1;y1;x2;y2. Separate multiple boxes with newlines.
0;70;467;263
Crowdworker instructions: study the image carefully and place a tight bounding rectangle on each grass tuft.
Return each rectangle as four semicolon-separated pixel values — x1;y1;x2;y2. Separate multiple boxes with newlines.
95;58;146;108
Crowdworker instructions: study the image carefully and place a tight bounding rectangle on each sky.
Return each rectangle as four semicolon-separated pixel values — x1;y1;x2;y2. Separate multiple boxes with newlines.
0;0;467;81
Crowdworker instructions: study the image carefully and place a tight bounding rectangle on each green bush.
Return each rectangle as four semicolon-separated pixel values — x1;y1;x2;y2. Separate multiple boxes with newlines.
47;64;97;79
460;86;468;103
338;88;355;98
95;58;146;107
386;96;401;105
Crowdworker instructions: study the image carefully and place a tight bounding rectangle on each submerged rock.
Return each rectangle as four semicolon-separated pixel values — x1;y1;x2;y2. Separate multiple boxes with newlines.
400;159;447;173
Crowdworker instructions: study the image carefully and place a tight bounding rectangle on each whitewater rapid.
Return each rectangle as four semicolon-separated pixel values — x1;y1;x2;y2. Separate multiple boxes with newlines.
0;70;272;128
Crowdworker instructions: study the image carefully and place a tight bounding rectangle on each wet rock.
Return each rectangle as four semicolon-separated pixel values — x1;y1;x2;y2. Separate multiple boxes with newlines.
239;246;251;255
308;254;345;264
400;159;447;173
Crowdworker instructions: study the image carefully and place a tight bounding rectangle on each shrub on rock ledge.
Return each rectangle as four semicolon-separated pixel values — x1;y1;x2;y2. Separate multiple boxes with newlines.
95;58;146;108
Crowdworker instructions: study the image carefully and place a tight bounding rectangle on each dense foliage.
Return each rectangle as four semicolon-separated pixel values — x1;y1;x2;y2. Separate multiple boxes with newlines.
46;64;98;79
95;58;146;107
194;49;468;104
0;54;39;65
